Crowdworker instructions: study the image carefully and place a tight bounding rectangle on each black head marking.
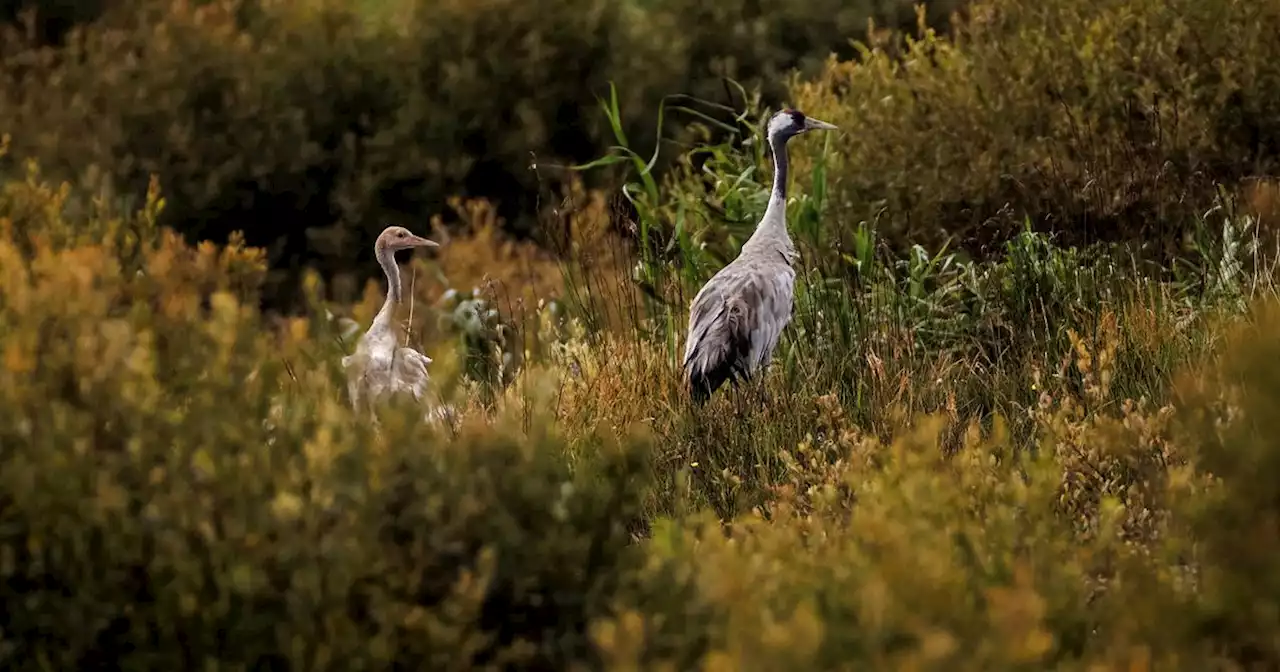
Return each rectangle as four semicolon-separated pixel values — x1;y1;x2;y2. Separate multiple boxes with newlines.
786;108;806;126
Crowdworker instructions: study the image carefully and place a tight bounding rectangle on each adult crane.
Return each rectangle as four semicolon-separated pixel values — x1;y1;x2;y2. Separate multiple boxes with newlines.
682;107;837;403
342;225;440;419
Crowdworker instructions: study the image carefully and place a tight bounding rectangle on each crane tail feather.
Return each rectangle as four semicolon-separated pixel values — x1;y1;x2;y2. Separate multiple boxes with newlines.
686;357;746;405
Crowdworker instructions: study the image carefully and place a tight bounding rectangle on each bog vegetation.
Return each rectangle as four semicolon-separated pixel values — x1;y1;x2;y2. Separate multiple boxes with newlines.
3;0;1280;668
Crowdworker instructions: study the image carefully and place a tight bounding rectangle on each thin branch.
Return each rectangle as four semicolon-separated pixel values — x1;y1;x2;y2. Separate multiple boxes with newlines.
405;264;417;347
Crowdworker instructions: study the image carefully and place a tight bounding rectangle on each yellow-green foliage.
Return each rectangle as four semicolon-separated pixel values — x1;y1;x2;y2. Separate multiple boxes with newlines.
0;0;653;309
0;0;953;311
788;0;1280;254
591;320;1280;668
7;0;1280;662
629;0;964;104
390;180;624;316
0;159;658;668
3;149;1280;670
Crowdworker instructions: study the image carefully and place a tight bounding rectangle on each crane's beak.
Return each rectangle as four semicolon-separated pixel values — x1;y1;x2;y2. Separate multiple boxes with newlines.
408;235;439;248
803;116;838;132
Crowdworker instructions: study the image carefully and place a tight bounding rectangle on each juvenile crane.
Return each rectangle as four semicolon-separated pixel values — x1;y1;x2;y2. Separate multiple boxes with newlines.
342;225;439;418
683;108;837;403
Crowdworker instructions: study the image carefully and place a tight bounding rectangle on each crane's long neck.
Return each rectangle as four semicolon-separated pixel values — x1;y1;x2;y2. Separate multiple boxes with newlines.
742;132;793;258
372;247;401;329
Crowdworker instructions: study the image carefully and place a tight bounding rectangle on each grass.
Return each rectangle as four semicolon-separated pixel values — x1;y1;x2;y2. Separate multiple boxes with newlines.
539;87;1273;523
6;2;1280;666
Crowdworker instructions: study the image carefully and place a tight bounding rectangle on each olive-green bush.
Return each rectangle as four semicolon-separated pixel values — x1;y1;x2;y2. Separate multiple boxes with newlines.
0;0;637;309
630;0;965;105
786;0;1280;257
565;307;1280;669
6;133;1280;670
0;0;109;46
0;0;958;311
0;158;662;669
8;0;1280;662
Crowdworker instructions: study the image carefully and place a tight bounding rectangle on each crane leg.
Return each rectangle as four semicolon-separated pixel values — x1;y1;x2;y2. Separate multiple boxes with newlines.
739;371;770;410
725;377;744;419
756;374;772;408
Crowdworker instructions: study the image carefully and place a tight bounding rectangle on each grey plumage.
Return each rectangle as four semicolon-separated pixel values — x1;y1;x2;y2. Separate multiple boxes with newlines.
683;108;837;403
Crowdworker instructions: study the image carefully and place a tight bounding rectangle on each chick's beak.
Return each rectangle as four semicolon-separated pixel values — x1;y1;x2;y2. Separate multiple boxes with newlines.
408;235;440;248
804;116;838;132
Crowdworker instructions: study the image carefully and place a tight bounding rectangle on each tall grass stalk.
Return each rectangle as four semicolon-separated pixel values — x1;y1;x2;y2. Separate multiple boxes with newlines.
564;88;1279;517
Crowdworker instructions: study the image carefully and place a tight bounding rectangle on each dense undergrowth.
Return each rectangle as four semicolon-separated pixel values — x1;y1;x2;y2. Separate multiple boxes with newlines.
0;0;964;310
5;0;1280;667
4;121;1280;668
6;0;1279;310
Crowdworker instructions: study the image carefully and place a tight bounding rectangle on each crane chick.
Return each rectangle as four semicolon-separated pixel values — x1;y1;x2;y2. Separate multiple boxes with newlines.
682;108;838;403
342;225;440;418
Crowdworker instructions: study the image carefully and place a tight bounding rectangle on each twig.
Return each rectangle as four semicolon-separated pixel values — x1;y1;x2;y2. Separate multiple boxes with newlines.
405;264;417;347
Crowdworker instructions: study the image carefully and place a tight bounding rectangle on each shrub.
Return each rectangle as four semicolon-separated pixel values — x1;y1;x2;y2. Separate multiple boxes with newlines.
783;0;1280;257
0;0;648;312
8;113;1280;671
568;82;1263;518
0;0;109;46
0;0;962;311
1166;301;1280;665
585;301;1280;668
631;0;967;105
0;158;658;668
10;0;1280;659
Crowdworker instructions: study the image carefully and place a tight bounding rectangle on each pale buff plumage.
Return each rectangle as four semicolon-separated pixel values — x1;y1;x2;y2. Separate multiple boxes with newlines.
342;225;440;418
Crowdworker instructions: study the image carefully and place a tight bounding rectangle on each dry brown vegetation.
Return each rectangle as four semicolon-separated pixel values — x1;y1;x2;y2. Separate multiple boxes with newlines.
4;0;1280;667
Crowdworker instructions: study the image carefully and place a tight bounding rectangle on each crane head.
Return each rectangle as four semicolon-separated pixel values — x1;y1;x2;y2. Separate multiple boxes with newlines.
767;108;838;144
376;225;439;253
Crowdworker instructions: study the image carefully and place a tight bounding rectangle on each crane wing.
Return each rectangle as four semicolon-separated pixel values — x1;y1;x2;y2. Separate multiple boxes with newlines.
342;325;435;410
392;347;433;401
683;262;795;400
